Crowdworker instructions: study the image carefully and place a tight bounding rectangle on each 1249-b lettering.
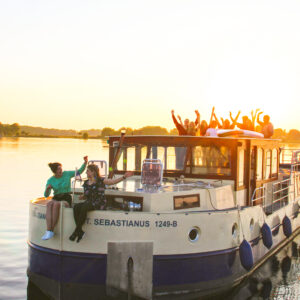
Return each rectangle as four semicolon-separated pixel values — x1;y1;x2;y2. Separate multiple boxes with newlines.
155;221;177;227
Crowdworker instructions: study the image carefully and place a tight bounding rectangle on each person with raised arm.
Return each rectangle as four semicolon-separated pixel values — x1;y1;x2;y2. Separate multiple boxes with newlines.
235;114;254;131
177;114;189;131
227;110;241;129
171;110;200;136
257;112;274;138
171;110;188;135
42;156;88;240
250;109;260;130
212;111;223;129
205;107;219;136
69;164;134;243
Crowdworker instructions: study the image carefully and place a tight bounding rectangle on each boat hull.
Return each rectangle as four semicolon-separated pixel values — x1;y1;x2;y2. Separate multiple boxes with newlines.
28;221;300;299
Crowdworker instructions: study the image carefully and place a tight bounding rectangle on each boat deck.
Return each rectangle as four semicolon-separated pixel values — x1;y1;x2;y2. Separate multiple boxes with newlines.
104;176;226;194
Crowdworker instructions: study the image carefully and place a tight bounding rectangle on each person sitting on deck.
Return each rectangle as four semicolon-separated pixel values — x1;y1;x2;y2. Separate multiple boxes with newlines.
222;111;241;129
200;120;208;136
205;107;220;136
236;115;254;131
171;110;200;136
235;109;260;131
187;121;198;136
171;110;188;135
42;156;88;240
176;114;190;131
69;164;134;243
205;120;219;136
257;112;274;138
211;111;239;130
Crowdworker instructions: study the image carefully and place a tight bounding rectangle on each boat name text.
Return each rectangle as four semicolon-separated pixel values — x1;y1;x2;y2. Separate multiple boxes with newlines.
93;218;177;228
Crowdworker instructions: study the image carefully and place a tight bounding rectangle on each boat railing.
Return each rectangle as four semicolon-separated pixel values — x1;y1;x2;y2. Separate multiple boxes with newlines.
291;162;300;173
251;176;294;214
251;186;266;209
270;178;291;214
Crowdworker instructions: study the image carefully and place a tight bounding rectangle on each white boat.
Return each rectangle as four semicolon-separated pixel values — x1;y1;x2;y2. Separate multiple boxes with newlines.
27;135;300;299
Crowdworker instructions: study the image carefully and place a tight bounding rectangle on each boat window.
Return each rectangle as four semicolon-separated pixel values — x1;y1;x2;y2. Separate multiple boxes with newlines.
166;147;176;170
174;194;200;210
192;145;231;176
116;149;125;171
172;147;187;170
126;147;136;171
238;148;245;186
264;150;271;179
256;148;263;180
272;149;278;176
149;147;166;168
122;146;147;171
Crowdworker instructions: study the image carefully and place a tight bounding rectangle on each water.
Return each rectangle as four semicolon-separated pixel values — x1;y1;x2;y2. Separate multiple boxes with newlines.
0;137;108;300
0;137;299;300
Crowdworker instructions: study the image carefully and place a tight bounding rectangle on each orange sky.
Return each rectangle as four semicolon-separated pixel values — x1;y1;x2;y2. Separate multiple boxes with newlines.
1;1;300;131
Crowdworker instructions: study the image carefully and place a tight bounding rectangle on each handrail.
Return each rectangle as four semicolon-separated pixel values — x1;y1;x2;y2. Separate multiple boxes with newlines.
59;202;64;252
251;177;293;214
251;186;266;209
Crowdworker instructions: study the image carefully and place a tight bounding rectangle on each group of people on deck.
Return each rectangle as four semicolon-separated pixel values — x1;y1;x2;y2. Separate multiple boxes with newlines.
42;157;133;243
171;108;274;138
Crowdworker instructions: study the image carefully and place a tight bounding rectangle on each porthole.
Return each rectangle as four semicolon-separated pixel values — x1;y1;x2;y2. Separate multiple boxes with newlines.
188;227;200;242
232;223;238;238
250;218;254;232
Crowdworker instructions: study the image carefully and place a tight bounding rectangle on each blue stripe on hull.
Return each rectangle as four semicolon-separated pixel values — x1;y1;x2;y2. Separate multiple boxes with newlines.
28;242;243;287
153;248;239;286
29;243;106;284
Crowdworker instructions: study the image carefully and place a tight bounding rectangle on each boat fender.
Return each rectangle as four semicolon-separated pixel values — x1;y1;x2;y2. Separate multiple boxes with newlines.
239;239;253;271
282;216;292;237
261;223;273;249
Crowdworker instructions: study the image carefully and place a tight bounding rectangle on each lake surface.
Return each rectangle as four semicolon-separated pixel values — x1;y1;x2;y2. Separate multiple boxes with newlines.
0;137;299;300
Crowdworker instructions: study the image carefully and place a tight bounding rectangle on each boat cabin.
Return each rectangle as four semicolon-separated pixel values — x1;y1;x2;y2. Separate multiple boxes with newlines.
105;135;281;209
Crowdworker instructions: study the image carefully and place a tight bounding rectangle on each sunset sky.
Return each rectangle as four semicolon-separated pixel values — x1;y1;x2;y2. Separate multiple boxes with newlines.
1;1;300;131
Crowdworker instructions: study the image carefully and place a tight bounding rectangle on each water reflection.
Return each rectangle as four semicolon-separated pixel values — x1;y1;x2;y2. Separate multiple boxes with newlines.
27;235;300;300
0;138;109;300
0;137;20;149
222;235;300;300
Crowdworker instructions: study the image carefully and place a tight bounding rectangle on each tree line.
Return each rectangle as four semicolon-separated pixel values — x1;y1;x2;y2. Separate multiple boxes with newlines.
1;122;300;141
0;122;21;137
0;123;177;138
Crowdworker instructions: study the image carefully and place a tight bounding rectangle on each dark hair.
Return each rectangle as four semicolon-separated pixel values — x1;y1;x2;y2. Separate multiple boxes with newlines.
48;162;62;174
87;164;101;179
200;120;208;136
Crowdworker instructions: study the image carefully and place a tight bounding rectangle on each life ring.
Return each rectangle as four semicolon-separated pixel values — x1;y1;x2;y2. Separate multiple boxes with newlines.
239;239;254;271
261;223;273;249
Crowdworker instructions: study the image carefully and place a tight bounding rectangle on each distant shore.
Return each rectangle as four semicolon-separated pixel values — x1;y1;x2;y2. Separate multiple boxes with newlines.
1;123;300;141
1;135;300;143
